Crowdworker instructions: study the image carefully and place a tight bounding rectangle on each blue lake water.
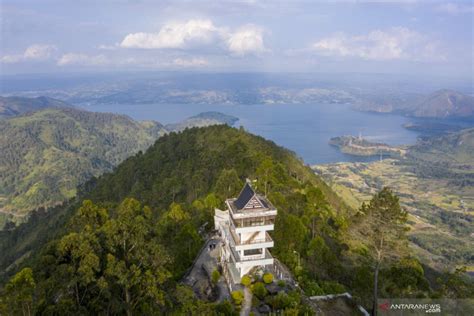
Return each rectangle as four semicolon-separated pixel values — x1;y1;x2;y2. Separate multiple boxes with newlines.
81;103;420;165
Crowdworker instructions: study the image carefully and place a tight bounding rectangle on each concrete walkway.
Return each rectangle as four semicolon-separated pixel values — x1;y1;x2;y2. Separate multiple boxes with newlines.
182;237;230;302
182;238;218;285
240;287;252;316
216;274;229;302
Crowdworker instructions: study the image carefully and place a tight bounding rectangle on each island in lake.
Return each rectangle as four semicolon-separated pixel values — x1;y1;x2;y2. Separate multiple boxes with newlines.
329;135;405;158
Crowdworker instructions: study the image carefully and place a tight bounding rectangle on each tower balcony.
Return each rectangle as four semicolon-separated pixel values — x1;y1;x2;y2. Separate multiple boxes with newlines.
230;214;276;234
230;247;274;268
231;231;274;251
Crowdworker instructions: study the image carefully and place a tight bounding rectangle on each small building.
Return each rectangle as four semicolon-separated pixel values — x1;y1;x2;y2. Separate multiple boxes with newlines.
214;181;277;285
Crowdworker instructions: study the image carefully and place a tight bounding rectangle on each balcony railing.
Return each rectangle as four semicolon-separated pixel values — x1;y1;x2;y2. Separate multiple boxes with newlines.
231;231;273;246
230;215;276;228
230;247;273;263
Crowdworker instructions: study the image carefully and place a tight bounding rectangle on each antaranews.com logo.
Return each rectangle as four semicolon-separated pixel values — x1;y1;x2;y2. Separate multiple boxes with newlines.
377;299;473;315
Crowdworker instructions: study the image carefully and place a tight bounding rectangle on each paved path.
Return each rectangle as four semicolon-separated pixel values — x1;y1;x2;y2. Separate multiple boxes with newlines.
240;287;252;316
216;274;229;302
182;237;230;302
183;238;218;286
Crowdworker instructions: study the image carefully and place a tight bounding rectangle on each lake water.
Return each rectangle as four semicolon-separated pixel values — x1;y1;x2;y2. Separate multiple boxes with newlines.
81;103;420;165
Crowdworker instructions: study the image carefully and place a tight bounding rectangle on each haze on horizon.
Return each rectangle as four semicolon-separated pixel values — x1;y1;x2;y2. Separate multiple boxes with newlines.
0;0;473;81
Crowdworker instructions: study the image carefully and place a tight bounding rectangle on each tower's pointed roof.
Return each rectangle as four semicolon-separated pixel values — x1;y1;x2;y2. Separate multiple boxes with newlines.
234;182;255;210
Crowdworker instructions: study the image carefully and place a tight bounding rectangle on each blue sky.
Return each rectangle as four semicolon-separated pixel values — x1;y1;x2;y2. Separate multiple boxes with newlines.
0;0;472;79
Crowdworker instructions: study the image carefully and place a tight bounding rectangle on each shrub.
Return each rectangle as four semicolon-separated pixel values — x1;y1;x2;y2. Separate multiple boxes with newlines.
215;301;235;315
251;281;267;299
321;281;346;294
277;280;286;288
231;290;244;306
272;292;291;310
211;269;221;285
251;296;260;307
241;275;252;287
303;280;324;296
263;272;274;284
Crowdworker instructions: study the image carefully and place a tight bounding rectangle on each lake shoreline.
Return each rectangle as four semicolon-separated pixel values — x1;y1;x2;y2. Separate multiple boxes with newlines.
81;102;423;165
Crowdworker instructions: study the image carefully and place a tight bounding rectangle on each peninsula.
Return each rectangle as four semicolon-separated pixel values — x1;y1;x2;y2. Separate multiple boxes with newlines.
329;135;405;157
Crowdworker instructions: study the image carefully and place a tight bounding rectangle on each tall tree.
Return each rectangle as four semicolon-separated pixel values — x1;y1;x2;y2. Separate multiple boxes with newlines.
1;268;36;316
103;198;171;315
256;158;275;196
215;169;243;199
56;230;102;308
352;187;408;316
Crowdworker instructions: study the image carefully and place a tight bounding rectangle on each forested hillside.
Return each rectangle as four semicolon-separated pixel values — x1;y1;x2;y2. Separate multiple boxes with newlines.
0;126;471;314
0;107;166;222
0;105;238;229
407;127;474;184
0;96;70;118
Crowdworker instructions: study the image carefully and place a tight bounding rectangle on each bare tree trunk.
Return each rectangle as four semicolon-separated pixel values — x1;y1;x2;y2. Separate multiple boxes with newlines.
75;282;80;307
125;288;132;316
372;261;380;316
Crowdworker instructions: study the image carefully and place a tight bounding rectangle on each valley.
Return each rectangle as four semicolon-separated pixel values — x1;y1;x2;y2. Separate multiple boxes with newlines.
315;128;474;271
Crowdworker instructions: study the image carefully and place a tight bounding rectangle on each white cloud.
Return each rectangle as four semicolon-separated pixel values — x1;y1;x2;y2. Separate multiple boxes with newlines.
57;53;108;66
98;44;119;50
310;27;443;61
435;2;474;15
23;44;56;59
1;44;56;64
172;57;208;67
1;55;23;64
120;19;220;49
119;19;267;56
227;25;267;56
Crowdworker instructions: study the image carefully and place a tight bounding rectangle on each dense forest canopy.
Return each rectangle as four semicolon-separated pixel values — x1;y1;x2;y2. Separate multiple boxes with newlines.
0;125;472;314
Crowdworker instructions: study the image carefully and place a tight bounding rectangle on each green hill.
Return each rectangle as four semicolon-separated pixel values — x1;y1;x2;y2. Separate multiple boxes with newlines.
407;127;474;182
165;111;238;132
0;107;166;222
412;90;474;118
0;103;239;227
0;96;70;118
0;125;455;315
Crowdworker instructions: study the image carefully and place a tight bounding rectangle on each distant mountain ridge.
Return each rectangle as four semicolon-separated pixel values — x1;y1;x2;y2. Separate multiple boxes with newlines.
353;89;474;118
5;83;473;120
0;96;70;118
412;89;474;118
